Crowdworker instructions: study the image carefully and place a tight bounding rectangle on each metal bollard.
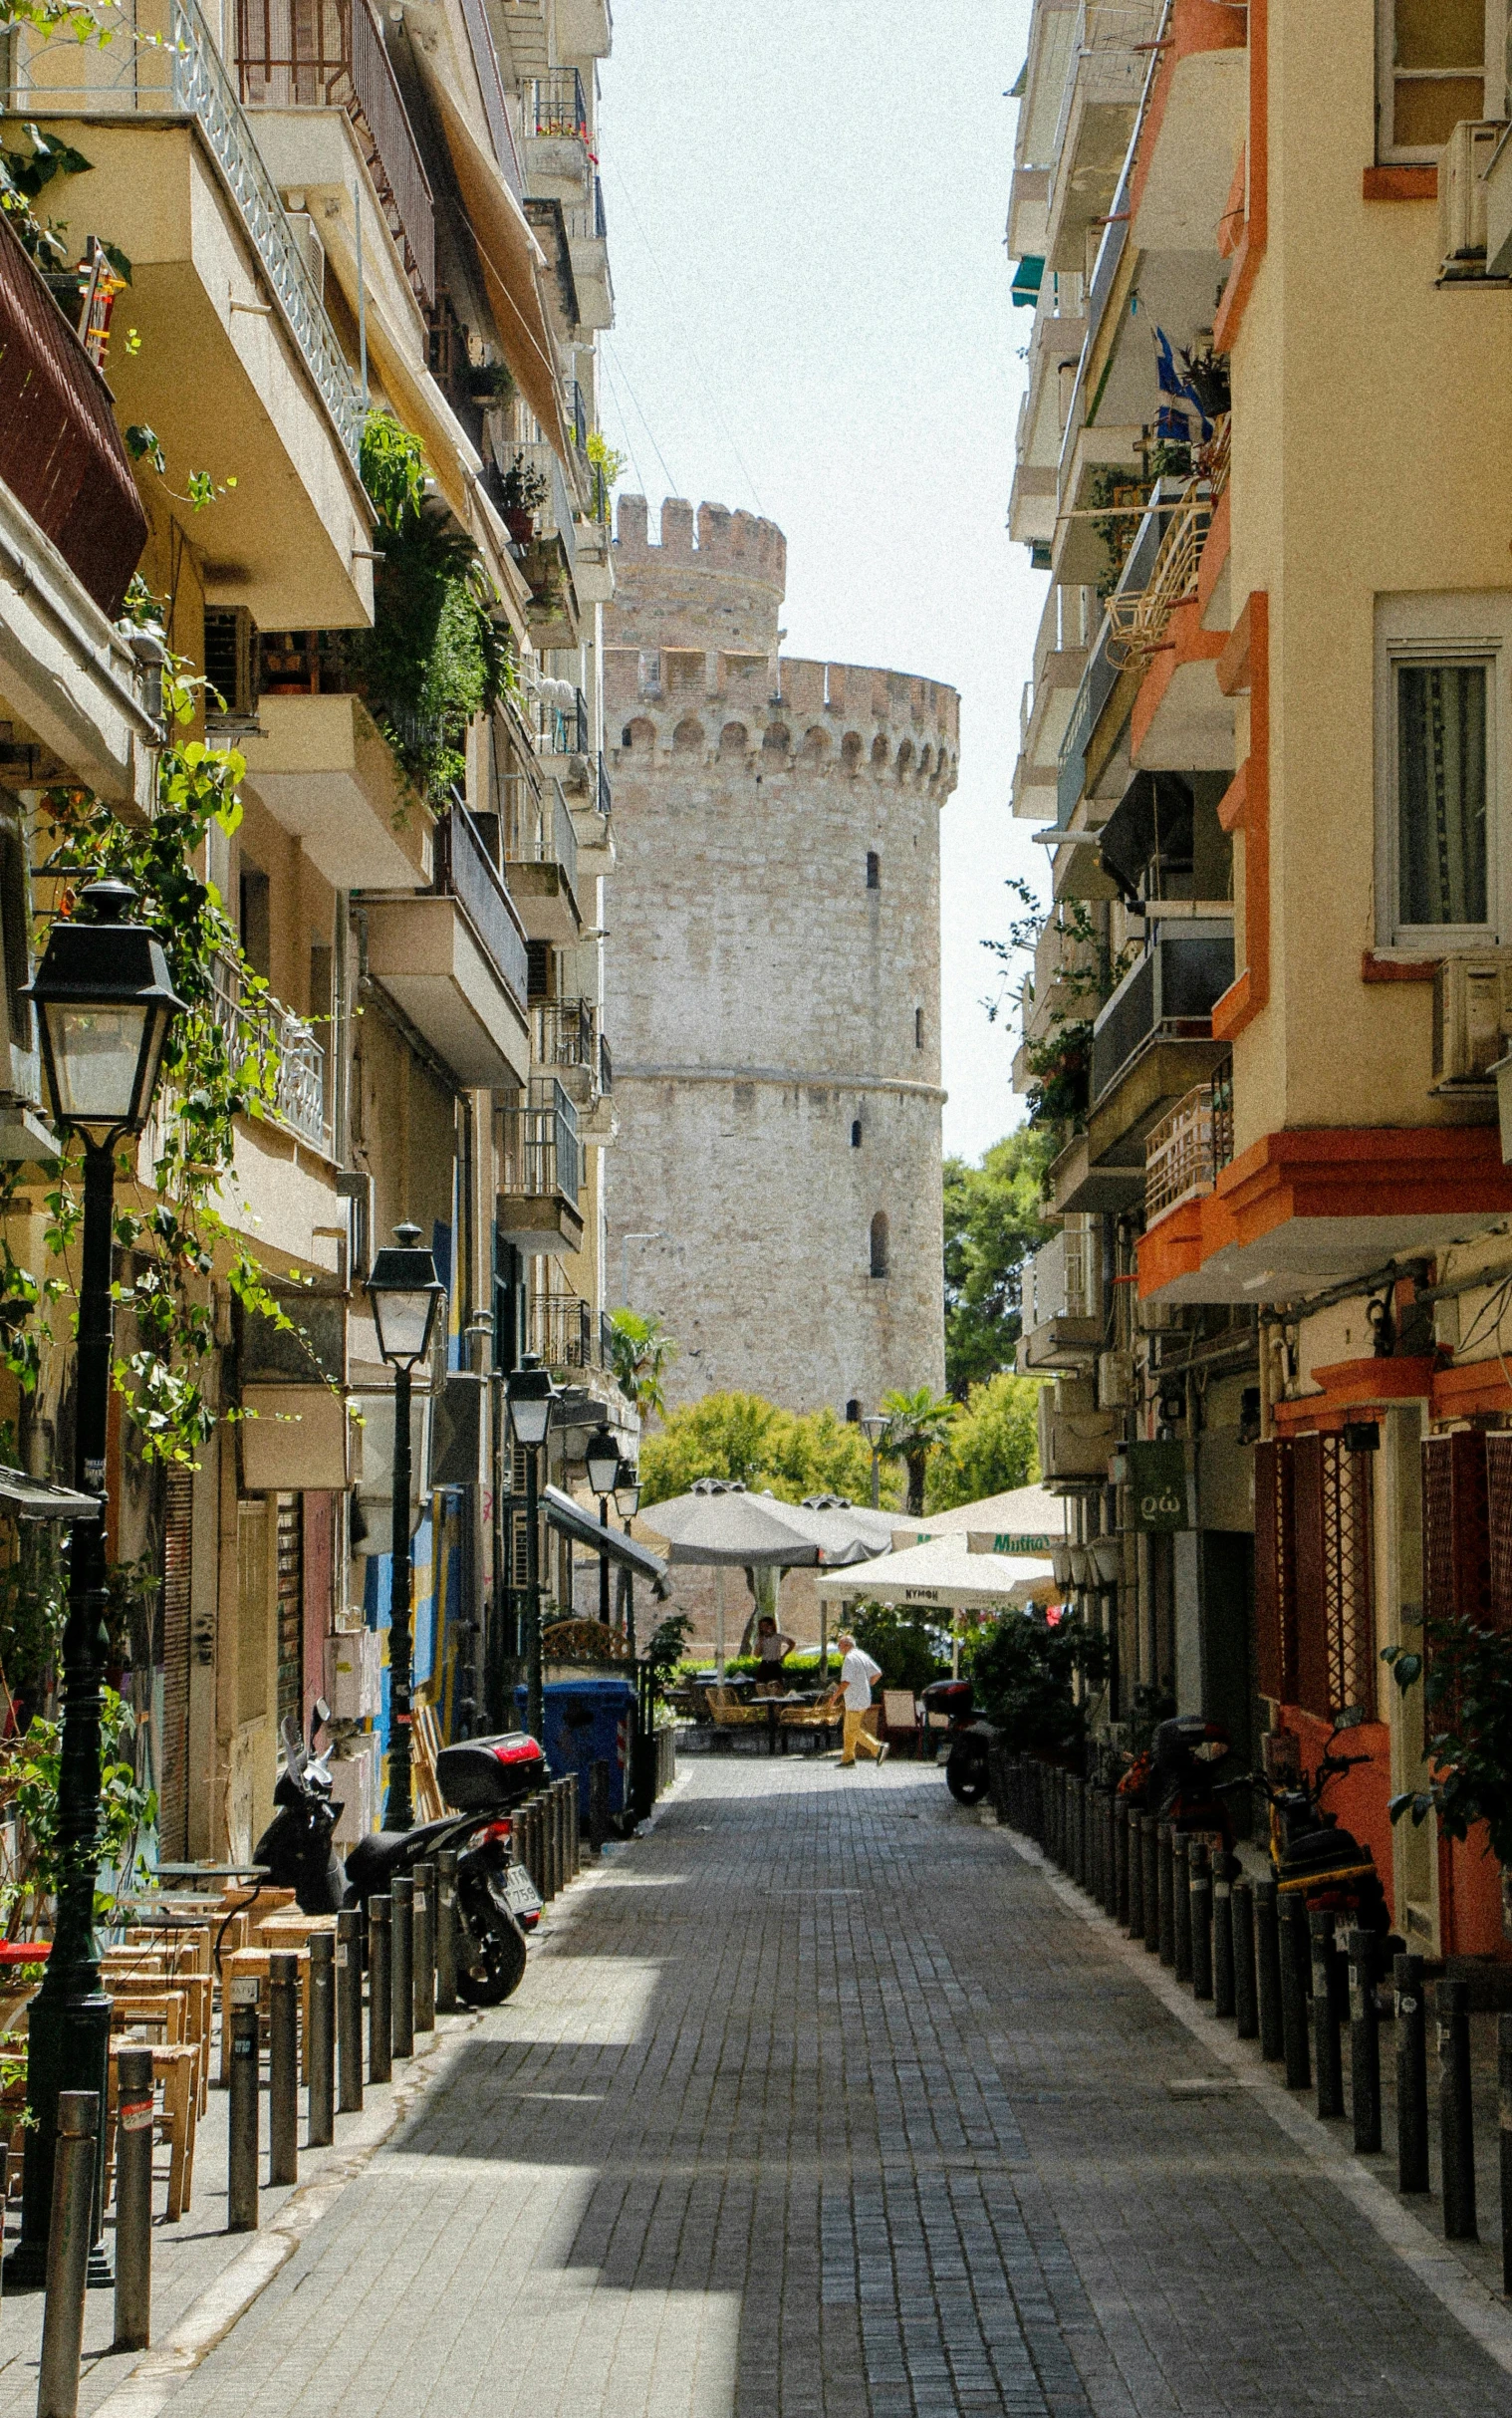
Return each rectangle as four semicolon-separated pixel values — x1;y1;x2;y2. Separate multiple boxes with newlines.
589;1758;610;1856
1189;1843;1213;2003
1395;1952;1429;2193
268;1952;300;2187
1104;1793;1119;1920
1309;1911;1344;2120
435;1849;460;2015
413;1861;436;2034
1255;1877;1284;2060
337;1908;364;2112
1490;2012;1499;2291
1277;1895;1311;2089
1172;1834;1191;1984
1141;1817;1160;1954
391;1877;415;2060
1437;1978;1477;2241
555;1780;569;1892
1157;1823;1176;1966
1213;1870;1236;2019
1072;1779;1084;1888
568;1778;581;1879
1115;1797;1131;1929
368;1896;393;2086
1233;1879;1259;2041
1127;1803;1143;1938
227;1993;260;2232
1347;1928;1382;2155
37;2091;98;2418
308;1934;335;2147
113;2045;153;2353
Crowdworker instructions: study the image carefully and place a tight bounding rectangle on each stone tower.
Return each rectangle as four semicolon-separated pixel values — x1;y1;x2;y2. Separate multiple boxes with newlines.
603;496;958;1413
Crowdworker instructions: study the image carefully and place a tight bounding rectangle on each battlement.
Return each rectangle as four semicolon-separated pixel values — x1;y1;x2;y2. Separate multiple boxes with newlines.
614;496;787;591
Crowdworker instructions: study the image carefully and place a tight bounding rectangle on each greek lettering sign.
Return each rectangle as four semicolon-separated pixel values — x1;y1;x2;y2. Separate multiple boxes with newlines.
1128;1441;1188;1532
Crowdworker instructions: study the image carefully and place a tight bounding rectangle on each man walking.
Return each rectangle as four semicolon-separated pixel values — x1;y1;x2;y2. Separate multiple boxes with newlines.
836;1630;886;1767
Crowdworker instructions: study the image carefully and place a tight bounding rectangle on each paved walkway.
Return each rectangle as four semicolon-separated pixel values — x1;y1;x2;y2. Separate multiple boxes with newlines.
90;1757;1512;2417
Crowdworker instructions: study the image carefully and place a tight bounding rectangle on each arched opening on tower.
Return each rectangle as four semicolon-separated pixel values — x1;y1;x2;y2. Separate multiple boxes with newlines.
895;738;914;782
800;726;829;763
871;733;889;769
719;721;748;758
870;1211;889;1279
624;716;656;754
672;716;705;754
762;722;791;762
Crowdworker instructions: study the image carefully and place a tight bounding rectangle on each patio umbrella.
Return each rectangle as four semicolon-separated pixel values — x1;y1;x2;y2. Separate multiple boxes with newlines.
635;1480;822;1677
798;1495;898;1556
858;1536;1056;1612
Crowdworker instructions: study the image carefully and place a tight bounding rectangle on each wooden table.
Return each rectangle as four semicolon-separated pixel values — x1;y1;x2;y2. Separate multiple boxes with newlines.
757;1693;820;1756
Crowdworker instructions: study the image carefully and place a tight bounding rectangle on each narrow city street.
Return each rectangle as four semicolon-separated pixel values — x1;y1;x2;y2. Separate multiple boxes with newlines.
106;1758;1512;2418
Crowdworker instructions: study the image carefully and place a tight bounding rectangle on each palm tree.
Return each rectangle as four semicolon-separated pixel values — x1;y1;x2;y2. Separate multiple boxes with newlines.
881;1386;955;1516
609;1308;678;1423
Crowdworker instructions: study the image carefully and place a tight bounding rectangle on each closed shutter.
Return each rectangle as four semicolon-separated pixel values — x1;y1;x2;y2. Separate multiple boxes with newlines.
1292;1434;1376;1721
276;1495;303;1734
1254;1439;1296;1703
1422;1431;1492;1625
1293;1436;1330;1717
158;1470;193;1859
1482;1433;1512;1625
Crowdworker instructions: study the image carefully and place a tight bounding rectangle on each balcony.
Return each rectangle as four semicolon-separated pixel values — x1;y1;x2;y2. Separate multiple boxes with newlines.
362;801;531;1089
235;0;434;308
527;1275;594;1374
1090;926;1233;1108
1050;922;1233;1212
498;1076;584;1254
1043;1;1159;276
1019;1218;1104;1373
568;755;615;875
1144;1072;1234;1225
209;951;332;1154
522;70;591;195
533;683;590;760
531;995;609;1107
238;688;430;889
506;444;581;645
563;174;613;330
504;773;581;941
10;0;372;630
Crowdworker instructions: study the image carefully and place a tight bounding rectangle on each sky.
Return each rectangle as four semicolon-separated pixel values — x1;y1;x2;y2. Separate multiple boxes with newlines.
597;0;1046;1168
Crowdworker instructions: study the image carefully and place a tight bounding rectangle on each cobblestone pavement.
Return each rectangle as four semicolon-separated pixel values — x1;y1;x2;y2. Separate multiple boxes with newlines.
113;1756;1512;2417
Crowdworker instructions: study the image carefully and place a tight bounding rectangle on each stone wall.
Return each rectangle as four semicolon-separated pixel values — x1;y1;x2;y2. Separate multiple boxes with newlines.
602;497;956;1414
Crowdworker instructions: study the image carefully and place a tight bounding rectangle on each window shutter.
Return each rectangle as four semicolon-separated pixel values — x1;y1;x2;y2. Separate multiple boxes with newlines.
1254;1439;1297;1703
1422;1430;1491;1624
158;1469;193;1860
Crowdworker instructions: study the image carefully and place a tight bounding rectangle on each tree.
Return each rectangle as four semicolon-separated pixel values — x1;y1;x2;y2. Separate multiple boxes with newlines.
638;1392;881;1509
609;1308;677;1423
966;1610;1107;1758
880;1386;955;1517
942;1127;1055;1395
925;1373;1044;1513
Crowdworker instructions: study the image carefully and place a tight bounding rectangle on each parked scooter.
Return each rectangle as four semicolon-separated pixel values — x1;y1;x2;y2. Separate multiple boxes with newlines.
1131;1714;1240;1848
1240;1705;1401;1964
919;1678;1000;1805
254;1708;546;2005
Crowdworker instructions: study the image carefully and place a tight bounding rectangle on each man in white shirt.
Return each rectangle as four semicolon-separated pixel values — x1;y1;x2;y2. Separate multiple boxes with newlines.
836;1631;886;1767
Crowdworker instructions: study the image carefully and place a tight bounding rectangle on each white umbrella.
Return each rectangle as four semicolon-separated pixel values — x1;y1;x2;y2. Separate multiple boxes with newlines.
855;1536;1056;1611
636;1479;822;1677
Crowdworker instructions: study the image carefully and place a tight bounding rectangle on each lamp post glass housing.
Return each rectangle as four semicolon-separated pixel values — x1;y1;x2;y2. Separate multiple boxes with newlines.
506;1356;556;1739
367;1224;446;1829
615;1467;641;1519
586;1425;620;1626
14;881;182;2282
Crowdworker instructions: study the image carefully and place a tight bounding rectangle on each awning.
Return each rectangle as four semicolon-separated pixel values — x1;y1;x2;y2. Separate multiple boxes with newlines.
0;1466;100;1521
412;53;570;458
1099;770;1196;901
543;1484;670;1599
1011;254;1045;309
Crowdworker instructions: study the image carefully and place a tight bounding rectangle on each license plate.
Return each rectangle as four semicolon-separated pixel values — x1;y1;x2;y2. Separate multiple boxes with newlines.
503;1866;542;1923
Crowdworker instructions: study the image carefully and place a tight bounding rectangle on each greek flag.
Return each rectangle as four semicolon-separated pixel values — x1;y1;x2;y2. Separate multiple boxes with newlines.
1153;327;1212;444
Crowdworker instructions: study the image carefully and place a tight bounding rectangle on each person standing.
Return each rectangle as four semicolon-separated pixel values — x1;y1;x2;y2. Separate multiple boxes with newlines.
836;1630;886;1767
755;1613;796;1694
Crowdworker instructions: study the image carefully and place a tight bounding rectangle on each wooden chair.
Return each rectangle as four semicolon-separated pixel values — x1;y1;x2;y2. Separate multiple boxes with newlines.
881;1692;922;1756
412;1701;447;1823
217;1947;312;2086
106;2040;198;2221
704;1687;769;1749
779;1686;846;1753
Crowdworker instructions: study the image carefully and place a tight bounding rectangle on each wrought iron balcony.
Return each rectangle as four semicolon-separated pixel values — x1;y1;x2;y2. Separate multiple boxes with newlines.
1144;1069;1235;1224
525;68;588;137
531;995;609;1106
533;686;590;758
500;1075;581;1203
208;949;330;1152
435;798;530;1008
527;1277;593;1373
236;0;435;306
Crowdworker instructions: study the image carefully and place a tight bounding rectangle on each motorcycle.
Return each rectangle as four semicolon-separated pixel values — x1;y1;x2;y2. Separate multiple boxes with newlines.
919;1677;1000;1806
1239;1706;1401;1966
254;1707;547;2006
1132;1714;1239;1849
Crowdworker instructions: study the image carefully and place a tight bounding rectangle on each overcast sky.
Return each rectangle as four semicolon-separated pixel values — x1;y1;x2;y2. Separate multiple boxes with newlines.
598;0;1044;1167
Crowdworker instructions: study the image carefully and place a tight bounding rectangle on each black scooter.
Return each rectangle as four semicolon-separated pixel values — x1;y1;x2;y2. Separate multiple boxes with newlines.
254;1707;545;2006
920;1678;1000;1806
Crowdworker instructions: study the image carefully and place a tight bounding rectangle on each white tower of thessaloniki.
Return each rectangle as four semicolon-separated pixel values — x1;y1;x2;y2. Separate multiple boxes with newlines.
603;496;958;1414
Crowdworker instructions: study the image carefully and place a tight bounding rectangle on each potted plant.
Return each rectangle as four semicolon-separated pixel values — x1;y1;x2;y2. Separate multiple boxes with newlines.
497;456;550;545
1179;345;1232;422
1384;1617;1512;1935
468;357;517;405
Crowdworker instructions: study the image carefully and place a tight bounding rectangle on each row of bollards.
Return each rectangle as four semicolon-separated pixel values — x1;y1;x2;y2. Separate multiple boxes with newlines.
994;1754;1512;2286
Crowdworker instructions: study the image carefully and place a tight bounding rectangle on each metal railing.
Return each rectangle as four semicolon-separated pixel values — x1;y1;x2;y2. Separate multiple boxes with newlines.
1029;1218;1101;1328
596;753;613;821
236;0;434;304
499;1076;581;1203
1144;1069;1235;1222
1055;483;1174;826
435;797;530;1007
1089;928;1234;1109
8;0;365;470
532;996;594;1076
456;0;522;197
208;951;329;1150
564;175;608;242
527;1279;592;1371
533;687;589;758
509;441;579;584
1047;2;1160;222
503;773;579;898
599;1030;613;1095
525;67;588;136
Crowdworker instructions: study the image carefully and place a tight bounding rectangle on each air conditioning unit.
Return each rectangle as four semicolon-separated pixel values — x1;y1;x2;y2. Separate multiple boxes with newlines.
1439;120;1502;279
1098;1351;1134;1410
1037;1375;1120;1482
1432;948;1512;1088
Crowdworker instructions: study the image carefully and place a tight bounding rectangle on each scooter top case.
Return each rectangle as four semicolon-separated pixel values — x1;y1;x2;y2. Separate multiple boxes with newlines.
435;1731;547;1812
921;1680;975;1724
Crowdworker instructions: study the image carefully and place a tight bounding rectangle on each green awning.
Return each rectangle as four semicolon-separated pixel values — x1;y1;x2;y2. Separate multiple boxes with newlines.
1011;255;1045;309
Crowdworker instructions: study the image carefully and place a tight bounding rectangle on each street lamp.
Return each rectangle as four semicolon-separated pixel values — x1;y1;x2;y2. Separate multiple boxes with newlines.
614;1460;641;1658
860;1413;888;1510
506;1354;555;1741
367;1222;445;1828
585;1422;620;1627
17;879;182;2280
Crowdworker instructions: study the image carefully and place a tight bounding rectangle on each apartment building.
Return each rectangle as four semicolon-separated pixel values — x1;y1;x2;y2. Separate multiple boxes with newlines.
1009;0;1512;1957
0;0;630;1856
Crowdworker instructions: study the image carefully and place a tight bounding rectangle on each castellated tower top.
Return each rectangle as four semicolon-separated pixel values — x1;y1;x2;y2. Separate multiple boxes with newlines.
611;496;787;654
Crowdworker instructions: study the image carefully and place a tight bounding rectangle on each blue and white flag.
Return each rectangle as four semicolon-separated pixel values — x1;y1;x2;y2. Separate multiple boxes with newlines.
1153;327;1212;444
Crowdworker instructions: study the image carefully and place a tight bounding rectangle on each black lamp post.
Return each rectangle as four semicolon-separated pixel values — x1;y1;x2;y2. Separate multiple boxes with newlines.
505;1355;554;1741
366;1222;445;1829
614;1462;641;1659
16;880;182;2280
585;1423;620;1627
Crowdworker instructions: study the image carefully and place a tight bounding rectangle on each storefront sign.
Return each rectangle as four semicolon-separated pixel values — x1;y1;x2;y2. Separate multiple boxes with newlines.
1128;1441;1189;1532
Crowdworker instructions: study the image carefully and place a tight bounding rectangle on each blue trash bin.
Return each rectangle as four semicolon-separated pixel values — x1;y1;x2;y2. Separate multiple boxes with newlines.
516;1678;637;1822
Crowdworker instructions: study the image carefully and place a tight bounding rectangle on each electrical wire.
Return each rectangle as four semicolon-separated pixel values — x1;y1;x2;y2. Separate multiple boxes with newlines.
601;339;680;504
595;351;650;502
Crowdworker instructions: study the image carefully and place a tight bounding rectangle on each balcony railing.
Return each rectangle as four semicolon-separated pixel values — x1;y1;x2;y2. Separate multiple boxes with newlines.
236;0;435;305
1089;927;1235;1109
435;797;530;1007
208;951;329;1151
532;996;594;1075
564;175;609;242
1107;420;1231;673
1144;1069;1235;1223
505;775;579;899
596;753;613;821
9;0;365;470
533;686;589;758
527;1278;593;1372
1029;1217;1101;1328
599;1030;613;1095
1055;482;1180;827
500;1076;581;1203
526;68;588;136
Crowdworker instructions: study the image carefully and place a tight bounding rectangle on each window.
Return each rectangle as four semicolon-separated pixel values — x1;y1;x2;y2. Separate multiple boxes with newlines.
1377;0;1486;162
866;850;880;889
846;1398;861;1423
851;1120;863;1148
1377;595;1510;947
870;1211;889;1279
914;1006;925;1049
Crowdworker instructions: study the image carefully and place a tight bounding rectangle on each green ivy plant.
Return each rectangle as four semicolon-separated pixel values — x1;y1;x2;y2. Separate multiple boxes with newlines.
1384;1618;1512;1867
0;1688;155;1939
